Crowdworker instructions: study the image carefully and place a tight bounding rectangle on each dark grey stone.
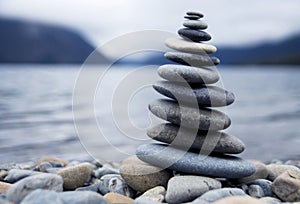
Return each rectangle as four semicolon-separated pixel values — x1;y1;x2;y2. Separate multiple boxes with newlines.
183;20;208;30
4;169;40;183
248;184;265;198
153;81;235;107
165;52;220;66
147;123;245;154
136;143;256;179
149;99;231;130
165;175;221;203
186;11;204;18
247;179;273;197
158;64;219;84
193;188;246;203
7;173;63;204
94;167;119;178
99;174;134;197
185;15;200;20
178;28;211;42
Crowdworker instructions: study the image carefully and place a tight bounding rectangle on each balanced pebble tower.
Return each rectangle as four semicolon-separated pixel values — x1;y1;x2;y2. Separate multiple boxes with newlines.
120;11;256;203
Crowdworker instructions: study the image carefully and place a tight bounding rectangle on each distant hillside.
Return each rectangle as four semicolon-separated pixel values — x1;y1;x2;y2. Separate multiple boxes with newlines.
217;34;300;65
0;18;109;64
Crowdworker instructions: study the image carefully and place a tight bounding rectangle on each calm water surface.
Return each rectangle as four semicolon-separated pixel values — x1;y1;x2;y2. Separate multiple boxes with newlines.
0;64;299;163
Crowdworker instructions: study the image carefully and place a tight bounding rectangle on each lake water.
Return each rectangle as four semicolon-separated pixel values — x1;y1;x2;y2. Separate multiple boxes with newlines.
0;64;300;164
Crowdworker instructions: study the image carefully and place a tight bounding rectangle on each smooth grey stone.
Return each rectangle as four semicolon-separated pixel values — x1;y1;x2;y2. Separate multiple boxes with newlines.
178;28;211;42
136;143;256;178
165;52;220;66
259;197;282;204
0;197;13;204
247;179;273;197
21;189;63;204
149;99;231;130
165;37;217;54
139;186;166;202
193;188;246;203
4;169;40;183
158;64;219;84
60;191;108;204
248;184;265;198
237;160;268;183
285;160;300;168
185;15;200;20
134;197;161;204
75;181;101;193
37;162;52;172
183;20;208;30
94;167;119;178
165;176;221;203
99;174;134;197
153;81;235;107
186;11;204;18
147;123;245;154
7;173;63;204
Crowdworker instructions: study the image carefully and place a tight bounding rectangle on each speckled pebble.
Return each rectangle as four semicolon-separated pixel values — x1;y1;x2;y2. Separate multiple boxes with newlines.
237;160;268;183
99;174;134;197
248;185;265;198
193;188;246;203
266;164;299;181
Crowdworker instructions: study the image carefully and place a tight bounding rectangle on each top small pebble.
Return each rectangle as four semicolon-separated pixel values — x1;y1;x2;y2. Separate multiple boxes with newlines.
186;11;204;18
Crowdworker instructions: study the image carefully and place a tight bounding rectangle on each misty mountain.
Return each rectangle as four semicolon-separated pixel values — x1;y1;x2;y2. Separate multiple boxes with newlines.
0;17;109;64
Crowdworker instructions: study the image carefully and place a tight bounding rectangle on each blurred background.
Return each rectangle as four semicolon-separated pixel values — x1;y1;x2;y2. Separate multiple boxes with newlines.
0;0;300;164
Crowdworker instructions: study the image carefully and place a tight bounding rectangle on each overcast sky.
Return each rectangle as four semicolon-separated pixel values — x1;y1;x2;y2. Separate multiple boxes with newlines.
0;0;300;47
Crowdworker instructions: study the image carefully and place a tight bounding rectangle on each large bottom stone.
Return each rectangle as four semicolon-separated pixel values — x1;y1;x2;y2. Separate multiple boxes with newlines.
136;143;255;179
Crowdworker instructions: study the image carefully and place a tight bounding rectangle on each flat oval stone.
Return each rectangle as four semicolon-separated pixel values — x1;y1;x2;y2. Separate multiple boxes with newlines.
165;37;217;54
186;11;204;18
153;81;235;107
165;52;220;66
178;28;211;42
194;188;246;203
147;123;245;154
183;20;208;30
165;176;221;203
184;15;200;20
158;64;219;84
136;143;256;179
149;99;231;130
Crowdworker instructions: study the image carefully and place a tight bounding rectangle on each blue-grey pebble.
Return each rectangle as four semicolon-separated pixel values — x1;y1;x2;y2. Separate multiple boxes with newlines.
165;176;221;203
149;99;231;130
158;64;219;84
7;173;63;204
21;189;63;204
75;181;102;193
147;123;245;154
94;167;119;178
178;28;211;42
165;52;220;66
136;143;256;179
185;15;200;20
4;169;40;183
247;179;273;197
183;20;208;30
99;174;134;197
134;197;161;204
193;188;246;203
37;162;52;172
0;197;13;204
186;11;204;18
153;81;235;107
248;184;265;198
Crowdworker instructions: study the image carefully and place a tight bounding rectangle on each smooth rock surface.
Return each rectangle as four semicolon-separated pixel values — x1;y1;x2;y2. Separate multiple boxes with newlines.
119;156;171;192
165;52;220;66
104;192;134;204
134;197;161;204
35;157;68;167
0;197;13;204
165;37;217;54
95;167;119;178
237;160;268;183
184;15;200;20
213;195;264;204
136;143;256;178
165;175;221;203
99;174;134;197
0;181;12;194
247;179;273;197
6;173;63;204
183;20;208;30
266;164;299;181
5;169;40;183
193;188;246;203
272;169;300;202
248;185;265;198
153;81;235;107
57;162;93;190
20;189;63;204
147;123;245;154
158;64;219;84
149;99;231;130
186;11;204;18
139;186;166;202
178;28;211;42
